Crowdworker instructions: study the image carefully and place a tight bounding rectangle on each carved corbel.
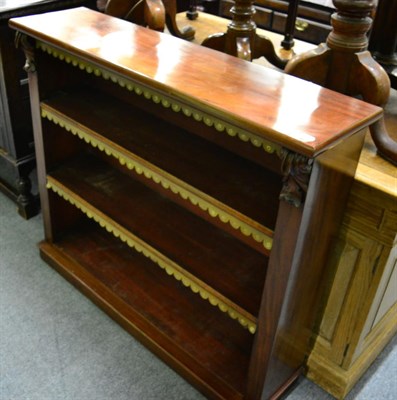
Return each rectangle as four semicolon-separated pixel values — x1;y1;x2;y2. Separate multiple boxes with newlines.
15;32;36;73
278;148;313;208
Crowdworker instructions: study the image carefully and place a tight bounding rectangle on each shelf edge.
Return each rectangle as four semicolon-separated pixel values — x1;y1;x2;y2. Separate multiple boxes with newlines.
47;175;258;334
41;104;274;251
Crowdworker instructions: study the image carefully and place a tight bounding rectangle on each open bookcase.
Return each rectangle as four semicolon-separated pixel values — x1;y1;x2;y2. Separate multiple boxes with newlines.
10;7;381;400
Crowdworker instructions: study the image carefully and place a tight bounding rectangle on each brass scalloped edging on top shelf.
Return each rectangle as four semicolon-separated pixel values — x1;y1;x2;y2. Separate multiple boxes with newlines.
41;106;274;251
36;41;280;155
46;177;258;334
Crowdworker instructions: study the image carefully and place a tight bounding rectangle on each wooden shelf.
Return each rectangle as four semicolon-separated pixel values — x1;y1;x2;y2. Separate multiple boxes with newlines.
40;221;253;399
41;87;280;251
47;155;267;332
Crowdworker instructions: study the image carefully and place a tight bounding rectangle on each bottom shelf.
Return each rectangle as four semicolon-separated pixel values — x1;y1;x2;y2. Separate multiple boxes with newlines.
40;220;254;399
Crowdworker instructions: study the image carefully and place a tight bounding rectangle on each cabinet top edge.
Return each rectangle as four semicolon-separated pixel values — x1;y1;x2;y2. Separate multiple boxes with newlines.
9;7;382;156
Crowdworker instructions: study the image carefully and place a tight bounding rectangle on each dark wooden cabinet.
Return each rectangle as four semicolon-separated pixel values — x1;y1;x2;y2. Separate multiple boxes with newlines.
10;7;381;400
0;0;96;218
219;0;334;44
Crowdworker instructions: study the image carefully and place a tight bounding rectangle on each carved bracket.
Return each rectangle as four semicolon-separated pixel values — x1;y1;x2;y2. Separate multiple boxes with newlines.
278;149;313;208
15;32;36;73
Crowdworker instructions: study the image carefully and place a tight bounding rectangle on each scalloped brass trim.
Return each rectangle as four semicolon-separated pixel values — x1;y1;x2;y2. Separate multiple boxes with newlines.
46;177;257;334
41;106;274;251
36;41;279;155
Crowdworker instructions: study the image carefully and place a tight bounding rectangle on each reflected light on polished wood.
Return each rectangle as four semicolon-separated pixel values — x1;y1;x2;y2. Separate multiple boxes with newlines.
9;7;382;156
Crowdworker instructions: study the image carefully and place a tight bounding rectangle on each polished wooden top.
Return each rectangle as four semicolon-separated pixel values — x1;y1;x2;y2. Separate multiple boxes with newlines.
9;7;382;156
181;11;397;198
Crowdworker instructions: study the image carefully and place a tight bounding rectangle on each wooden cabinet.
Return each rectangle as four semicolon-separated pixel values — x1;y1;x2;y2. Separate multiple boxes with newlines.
0;0;96;218
306;138;397;399
10;7;381;400
219;0;333;45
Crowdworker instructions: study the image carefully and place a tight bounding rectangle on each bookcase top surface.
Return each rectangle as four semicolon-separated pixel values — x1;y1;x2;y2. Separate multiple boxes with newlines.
9;7;382;156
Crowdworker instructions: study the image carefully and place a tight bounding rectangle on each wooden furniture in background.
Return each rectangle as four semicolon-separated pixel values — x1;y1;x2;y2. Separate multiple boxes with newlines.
104;0;195;40
10;7;381;400
219;0;334;45
285;0;397;165
201;0;288;67
369;0;397;89
280;0;300;50
306;84;397;400
306;130;397;399
174;10;315;65
0;0;96;218
175;10;310;50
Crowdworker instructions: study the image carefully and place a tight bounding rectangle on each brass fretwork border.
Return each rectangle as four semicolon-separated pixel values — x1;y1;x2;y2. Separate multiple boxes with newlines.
47;177;258;334
41;106;274;250
36;41;280;155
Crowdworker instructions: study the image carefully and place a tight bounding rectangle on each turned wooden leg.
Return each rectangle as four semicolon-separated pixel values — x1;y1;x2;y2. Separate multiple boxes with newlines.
163;0;195;40
186;0;198;21
201;0;287;68
15;164;39;219
281;0;299;51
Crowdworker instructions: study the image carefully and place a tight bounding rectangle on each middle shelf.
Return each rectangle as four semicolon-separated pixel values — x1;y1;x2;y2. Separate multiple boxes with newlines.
40;86;282;253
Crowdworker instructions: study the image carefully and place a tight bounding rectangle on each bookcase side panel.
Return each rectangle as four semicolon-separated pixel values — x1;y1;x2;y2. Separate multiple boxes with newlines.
257;129;366;399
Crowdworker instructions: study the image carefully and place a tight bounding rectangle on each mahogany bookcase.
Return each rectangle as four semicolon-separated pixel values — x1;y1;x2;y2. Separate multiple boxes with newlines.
10;7;381;399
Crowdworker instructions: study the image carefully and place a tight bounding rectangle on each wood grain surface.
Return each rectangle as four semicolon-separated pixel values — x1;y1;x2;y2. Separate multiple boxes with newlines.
9;7;382;156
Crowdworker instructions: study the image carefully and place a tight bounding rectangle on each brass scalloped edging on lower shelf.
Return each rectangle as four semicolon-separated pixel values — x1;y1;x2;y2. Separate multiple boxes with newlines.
41;106;274;251
36;40;280;155
46;177;258;334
